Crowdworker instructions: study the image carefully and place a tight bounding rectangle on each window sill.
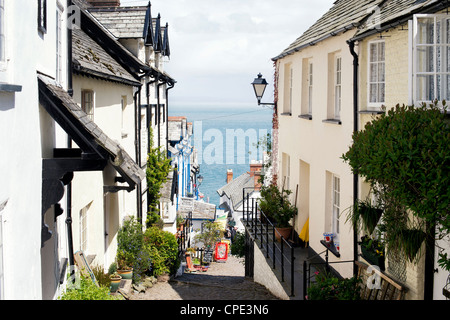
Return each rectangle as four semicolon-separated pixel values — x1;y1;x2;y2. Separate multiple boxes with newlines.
0;83;22;92
320;240;340;258
322;119;342;125
298;114;312;120
280;112;292;116
359;109;384;115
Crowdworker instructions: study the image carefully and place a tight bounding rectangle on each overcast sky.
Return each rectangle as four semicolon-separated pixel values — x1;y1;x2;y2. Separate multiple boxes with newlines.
120;0;336;107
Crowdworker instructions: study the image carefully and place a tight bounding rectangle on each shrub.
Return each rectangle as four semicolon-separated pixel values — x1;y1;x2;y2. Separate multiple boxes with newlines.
117;217;144;270
307;272;361;300
59;274;122;300
230;231;246;258
144;226;179;276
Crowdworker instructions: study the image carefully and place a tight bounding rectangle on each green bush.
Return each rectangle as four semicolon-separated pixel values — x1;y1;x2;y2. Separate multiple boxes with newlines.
144;226;179;276
59;274;122;300
117;217;144;270
306;272;361;300
230;231;246;258
343;102;450;269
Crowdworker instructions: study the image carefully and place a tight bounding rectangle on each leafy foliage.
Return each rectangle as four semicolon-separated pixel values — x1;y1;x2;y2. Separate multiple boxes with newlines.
307;272;361;300
230;231;246;258
343;102;450;269
146;128;172;228
59;274;123;300
194;221;223;249
143;226;179;276
117;216;144;270
259;184;297;228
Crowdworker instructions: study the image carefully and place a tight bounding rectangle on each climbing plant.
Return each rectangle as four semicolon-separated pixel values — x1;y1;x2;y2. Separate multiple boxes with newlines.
342;102;450;268
146;127;171;228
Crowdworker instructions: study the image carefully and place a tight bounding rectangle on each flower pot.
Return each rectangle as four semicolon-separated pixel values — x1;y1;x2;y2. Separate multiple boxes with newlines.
361;246;385;270
110;276;122;293
275;227;292;242
117;269;133;280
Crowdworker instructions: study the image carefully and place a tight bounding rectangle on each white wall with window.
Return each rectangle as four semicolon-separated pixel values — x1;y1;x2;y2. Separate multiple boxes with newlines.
412;14;450;104
327;51;343;121
81;90;94;120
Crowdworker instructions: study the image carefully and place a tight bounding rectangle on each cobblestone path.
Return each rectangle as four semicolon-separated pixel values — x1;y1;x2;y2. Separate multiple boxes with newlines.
129;255;280;300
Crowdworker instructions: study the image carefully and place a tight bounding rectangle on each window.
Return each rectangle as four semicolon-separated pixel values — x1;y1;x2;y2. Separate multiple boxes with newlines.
38;0;47;34
56;7;63;83
301;59;313;117
0;0;5;62
81;90;94;120
334;56;342;119
80;204;91;252
282;153;290;190
308;62;313;115
413;14;450;103
332;175;340;242
368;41;385;106
121;95;128;138
283;63;293;114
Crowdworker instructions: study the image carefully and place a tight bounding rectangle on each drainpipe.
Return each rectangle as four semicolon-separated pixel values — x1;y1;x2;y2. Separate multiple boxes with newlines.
165;82;175;153
348;40;359;276
66;0;75;281
157;80;164;148
134;85;142;222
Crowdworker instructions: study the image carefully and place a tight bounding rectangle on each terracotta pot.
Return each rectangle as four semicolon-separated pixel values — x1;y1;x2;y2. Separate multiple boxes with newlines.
275;227;292;242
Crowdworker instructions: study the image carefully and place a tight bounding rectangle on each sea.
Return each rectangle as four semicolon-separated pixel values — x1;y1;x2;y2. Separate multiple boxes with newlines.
169;104;273;207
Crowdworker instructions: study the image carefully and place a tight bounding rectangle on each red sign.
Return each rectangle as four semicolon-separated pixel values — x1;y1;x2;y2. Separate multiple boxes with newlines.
214;242;228;262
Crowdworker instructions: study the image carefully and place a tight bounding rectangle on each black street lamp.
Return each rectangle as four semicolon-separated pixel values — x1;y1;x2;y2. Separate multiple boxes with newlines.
251;73;275;106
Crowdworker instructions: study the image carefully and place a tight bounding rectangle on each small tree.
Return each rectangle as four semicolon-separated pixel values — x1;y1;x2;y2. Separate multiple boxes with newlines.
194;221;222;249
343;102;449;269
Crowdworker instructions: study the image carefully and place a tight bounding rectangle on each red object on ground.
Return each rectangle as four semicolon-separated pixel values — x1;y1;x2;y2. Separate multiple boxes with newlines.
214;242;229;262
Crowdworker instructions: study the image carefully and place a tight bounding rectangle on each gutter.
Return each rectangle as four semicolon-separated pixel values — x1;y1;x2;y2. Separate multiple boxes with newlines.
348;39;359;276
165;82;176;154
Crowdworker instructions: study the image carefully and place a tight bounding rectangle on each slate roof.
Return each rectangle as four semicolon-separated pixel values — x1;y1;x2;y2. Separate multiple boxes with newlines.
217;173;256;211
352;0;447;40
89;6;148;39
273;0;384;60
38;74;146;188
72;28;141;86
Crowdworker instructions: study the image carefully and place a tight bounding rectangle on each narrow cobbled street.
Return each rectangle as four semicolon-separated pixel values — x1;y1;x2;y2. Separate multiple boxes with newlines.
130;255;280;300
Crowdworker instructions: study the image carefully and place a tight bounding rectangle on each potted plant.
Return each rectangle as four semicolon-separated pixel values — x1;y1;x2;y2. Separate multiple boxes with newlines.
346;198;383;235
116;250;134;279
109;272;122;293
259;184;297;241
360;235;385;270
396;228;426;263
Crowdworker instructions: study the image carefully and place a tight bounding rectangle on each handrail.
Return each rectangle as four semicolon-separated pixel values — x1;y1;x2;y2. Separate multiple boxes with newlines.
243;194;295;297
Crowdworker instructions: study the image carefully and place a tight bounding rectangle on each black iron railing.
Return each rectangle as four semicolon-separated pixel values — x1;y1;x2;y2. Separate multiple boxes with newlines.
242;193;296;297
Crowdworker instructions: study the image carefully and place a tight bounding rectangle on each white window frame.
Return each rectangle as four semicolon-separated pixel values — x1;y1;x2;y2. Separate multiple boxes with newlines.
81;90;94;120
79;204;89;253
368;40;386;108
332;175;340;242
56;6;63;83
308;62;313;115
412;14;450;105
334;56;342;119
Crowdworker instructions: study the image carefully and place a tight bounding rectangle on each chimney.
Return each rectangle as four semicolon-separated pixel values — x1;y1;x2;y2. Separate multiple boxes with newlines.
86;0;121;7
226;169;233;184
249;162;263;191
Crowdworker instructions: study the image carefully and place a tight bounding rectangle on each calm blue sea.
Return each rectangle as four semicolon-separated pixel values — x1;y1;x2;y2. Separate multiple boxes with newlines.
169;104;273;206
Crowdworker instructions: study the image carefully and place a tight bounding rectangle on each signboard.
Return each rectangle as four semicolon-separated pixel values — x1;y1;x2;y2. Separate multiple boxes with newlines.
202;249;214;264
214;242;229;262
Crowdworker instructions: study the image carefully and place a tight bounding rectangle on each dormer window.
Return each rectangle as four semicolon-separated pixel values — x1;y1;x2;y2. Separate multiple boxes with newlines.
38;0;47;34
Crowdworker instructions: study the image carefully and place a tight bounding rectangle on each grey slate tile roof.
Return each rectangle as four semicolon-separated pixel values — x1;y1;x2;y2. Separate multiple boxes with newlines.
38;74;146;188
353;0;445;40
89;6;148;39
217;173;255;211
72;28;141;86
273;0;384;60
